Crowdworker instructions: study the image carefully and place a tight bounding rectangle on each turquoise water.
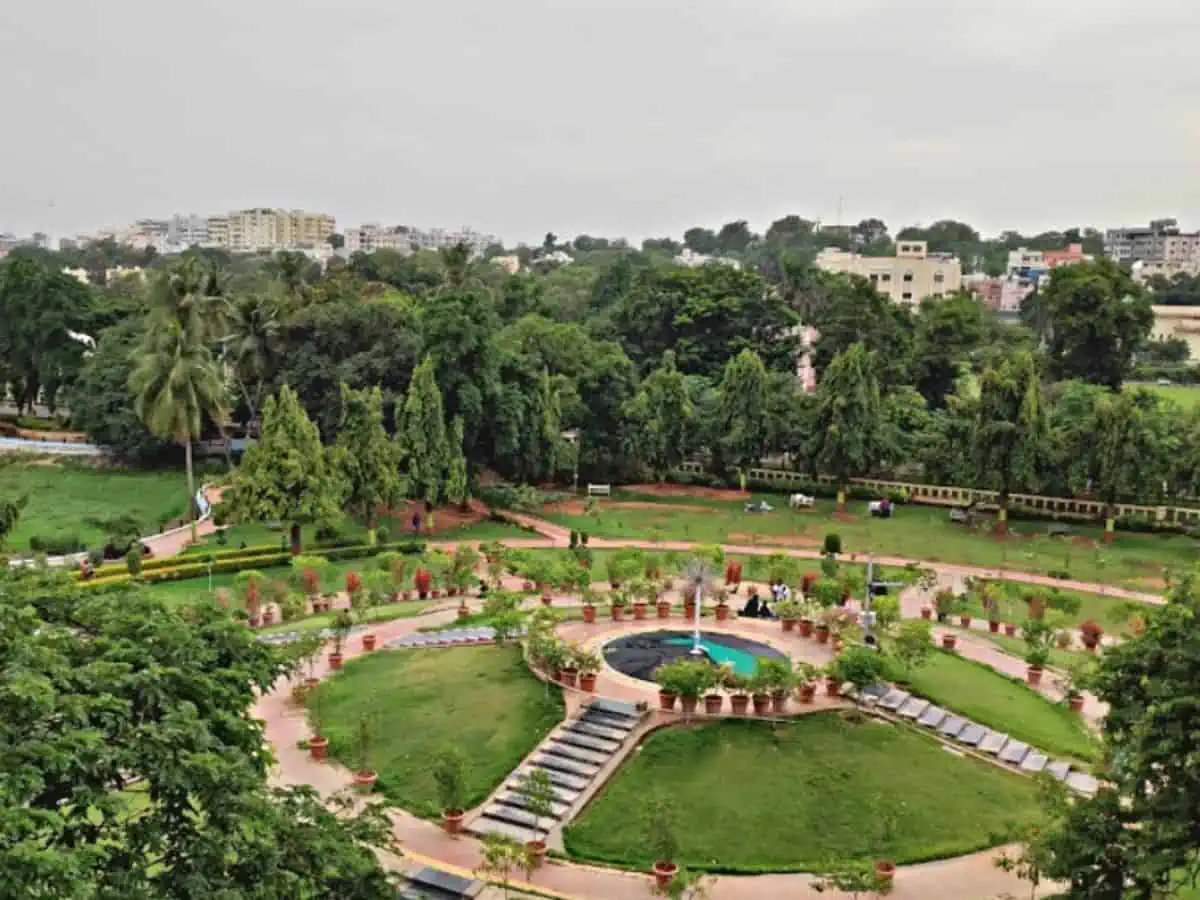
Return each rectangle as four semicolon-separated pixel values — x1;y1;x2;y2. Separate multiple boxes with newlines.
662;636;760;675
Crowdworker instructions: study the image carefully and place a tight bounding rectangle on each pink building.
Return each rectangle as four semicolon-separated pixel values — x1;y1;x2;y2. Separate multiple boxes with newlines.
1042;243;1088;269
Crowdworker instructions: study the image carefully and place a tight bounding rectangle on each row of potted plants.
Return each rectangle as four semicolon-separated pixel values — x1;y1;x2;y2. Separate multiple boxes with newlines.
653;657;838;716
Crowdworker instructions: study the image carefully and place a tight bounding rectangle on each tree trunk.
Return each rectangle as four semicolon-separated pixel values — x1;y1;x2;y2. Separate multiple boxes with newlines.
366;507;377;547
836;487;847;513
290;523;302;554
184;439;198;545
994;493;1008;536
1104;505;1115;543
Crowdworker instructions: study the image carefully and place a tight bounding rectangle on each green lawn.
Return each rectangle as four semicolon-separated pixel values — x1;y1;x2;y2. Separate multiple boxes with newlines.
311;646;563;817
895;650;1098;762
0;462;187;551
541;492;1192;591
564;716;1043;873
1141;383;1200;411
954;579;1141;631
259;600;435;637
977;631;1086;669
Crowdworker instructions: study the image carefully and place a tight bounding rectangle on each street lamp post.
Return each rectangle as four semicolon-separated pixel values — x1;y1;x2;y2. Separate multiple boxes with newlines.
561;429;580;495
863;554;905;648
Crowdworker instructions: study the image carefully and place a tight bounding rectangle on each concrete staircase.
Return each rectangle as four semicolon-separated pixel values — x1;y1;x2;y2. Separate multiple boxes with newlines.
469;698;644;843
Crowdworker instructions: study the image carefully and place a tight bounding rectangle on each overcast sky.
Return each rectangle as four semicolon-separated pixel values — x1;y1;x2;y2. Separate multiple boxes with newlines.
2;0;1198;244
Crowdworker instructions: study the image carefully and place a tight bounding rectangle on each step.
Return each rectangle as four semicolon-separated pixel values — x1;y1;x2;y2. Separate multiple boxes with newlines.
494;791;571;820
542;740;612;767
555;729;621;755
897;697;930;720
917;706;947;729
998;740;1030;765
511;771;584;803
579;710;637;732
533;752;600;779
565;720;629;743
1045;760;1071;782
471;816;541;844
480;802;549;833
518;765;591;793
586;698;642;720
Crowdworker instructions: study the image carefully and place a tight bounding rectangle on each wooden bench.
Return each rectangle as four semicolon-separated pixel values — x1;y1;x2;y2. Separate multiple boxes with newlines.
586;483;611;498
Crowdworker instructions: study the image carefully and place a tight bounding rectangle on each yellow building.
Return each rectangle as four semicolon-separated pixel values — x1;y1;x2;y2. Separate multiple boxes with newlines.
206;209;335;252
815;240;963;306
1152;305;1200;361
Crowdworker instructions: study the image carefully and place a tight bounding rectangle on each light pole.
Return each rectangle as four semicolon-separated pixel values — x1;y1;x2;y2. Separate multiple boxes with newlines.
862;554;904;648
561;428;580;494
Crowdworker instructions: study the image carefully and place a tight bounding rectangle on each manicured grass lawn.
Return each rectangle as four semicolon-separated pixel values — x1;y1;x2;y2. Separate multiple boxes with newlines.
953;580;1142;631
541;492;1192;591
437;519;537;541
259;600;435;636
311;645;563;817
977;631;1086;669
1141;382;1200;411
895;650;1098;762
0;462;187;551
564;716;1043;872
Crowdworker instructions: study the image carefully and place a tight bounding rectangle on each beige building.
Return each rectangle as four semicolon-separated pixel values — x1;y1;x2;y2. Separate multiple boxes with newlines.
206;208;335;252
815;240;962;306
1151;305;1200;360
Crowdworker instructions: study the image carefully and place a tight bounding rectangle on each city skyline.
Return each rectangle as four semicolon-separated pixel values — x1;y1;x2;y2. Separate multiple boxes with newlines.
2;0;1199;243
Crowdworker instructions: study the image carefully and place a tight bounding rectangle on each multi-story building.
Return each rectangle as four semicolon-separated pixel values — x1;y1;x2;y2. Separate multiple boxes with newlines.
1151;305;1200;360
408;226;499;257
344;223;499;258
815;240;962;306
343;223;413;254
205;209;335;252
0;232;51;251
1105;219;1198;263
167;214;209;247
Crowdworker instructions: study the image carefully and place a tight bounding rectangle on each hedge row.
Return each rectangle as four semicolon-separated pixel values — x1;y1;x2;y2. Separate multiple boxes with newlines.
79;540;425;590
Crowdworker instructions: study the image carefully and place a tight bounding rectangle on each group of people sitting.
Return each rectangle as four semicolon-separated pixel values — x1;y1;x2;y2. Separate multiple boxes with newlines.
737;581;792;619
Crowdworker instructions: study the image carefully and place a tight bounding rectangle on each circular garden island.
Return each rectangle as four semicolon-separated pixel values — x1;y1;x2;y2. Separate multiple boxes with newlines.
307;618;1051;877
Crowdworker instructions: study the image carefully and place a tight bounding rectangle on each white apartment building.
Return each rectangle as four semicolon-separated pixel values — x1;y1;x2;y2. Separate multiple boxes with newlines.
815;240;962;306
206;209;335;252
343;224;414;254
344;224;500;258
1105;219;1200;263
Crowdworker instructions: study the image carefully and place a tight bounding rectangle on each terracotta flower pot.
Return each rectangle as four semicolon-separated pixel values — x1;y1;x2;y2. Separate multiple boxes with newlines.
770;691;788;714
715;604;730;622
875;860;896;890
988;620;1000;633
751;693;770;715
959;615;972;628
611;606;625;621
431;589;441;600
684;602;697;620
799;683;816;704
1026;665;1043;686
680;695;698;715
448;586;458;597
781;618;797;633
798;618;813;638
442;809;465;835
402;591;412;602
653;861;678;889
522;581;534;592
633;600;647;620
815;625;830;644
580;672;597;692
328;652;344;670
540;595;552;607
262;609;275;626
1004;622;1017;637
526;840;548;868
920;607;932;620
657;600;671;619
560;666;578;688
303;677;320;691
1068;693;1084;713
309;735;328;760
457;603;470;621
583;605;597;624
248;615;262;628
730;694;749;715
353;770;378;792
825;677;841;697
704;694;723;714
362;633;377;652
941;634;957;651
659;690;678;711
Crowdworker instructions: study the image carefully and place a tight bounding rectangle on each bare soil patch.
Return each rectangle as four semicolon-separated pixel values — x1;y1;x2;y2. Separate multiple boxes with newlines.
729;532;821;549
378;499;488;535
547;499;722;516
625;483;746;501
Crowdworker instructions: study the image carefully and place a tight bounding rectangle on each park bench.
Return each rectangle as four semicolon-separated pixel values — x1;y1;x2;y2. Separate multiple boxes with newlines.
950;507;973;525
1047;523;1072;538
586;483;611;498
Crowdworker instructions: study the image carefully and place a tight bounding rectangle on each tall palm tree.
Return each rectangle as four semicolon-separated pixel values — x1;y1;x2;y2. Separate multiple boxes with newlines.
130;324;229;543
222;291;281;424
147;254;230;342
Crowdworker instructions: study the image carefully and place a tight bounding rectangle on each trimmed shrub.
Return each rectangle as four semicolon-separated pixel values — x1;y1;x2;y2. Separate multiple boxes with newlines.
29;533;85;555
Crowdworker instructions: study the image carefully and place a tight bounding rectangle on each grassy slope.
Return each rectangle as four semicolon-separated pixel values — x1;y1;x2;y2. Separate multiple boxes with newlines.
896;650;1098;762
312;646;563;817
565;716;1043;872
1141;383;1200;411
0;463;186;550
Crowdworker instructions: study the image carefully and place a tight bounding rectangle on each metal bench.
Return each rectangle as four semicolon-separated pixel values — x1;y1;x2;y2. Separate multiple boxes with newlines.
586;483;611;498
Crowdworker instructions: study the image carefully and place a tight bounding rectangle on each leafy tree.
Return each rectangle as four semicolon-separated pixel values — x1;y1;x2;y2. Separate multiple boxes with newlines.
1040;259;1154;389
223;292;282;422
398;356;450;509
911;292;987;408
807;343;885;509
621;350;693;479
0;495;24;552
972;352;1047;533
1146;271;1200;307
130;322;229;542
807;271;914;387
70;319;172;461
715;220;755;255
445;416;470;508
0;569;398;899
682;227;719;255
0;255;92;412
225;385;344;552
890;619;935;672
146;253;229;343
713;349;770;480
1035;573;1200;898
1088;390;1172;541
331;384;402;543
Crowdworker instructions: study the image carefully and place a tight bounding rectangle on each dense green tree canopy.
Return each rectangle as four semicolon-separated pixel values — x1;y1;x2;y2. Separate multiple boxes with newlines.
806;343;885;498
331;384;402;536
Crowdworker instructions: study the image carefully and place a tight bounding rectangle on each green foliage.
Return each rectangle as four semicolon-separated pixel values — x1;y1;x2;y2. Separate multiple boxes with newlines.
445;416;470;507
808;343;886;487
655;659;718;699
890;619;935;672
972;351;1047;509
713;349;771;472
831;645;887;695
645;795;680;863
398;355;450;506
331;384;401;532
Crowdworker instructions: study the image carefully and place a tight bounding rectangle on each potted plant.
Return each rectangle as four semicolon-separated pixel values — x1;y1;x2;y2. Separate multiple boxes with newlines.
776;598;802;633
982;583;1001;633
796;597;817;638
329;609;354;670
558;648;579;688
1026;645;1050;685
1079;619;1103;652
934;590;955;623
376;550;409;602
513;767;555;866
414;566;432;600
237;570;266;627
795;662;819;704
539;637;570;682
307;688;329;761
574;647;602;692
823;659;843;698
610;591;628;622
657;590;672;619
433;747;469;835
941;632;958;651
812;577;844;610
724;559;743;592
352;713;378;792
801;571;819;596
725;672;750;715
758;658;795;714
1057;658;1092;714
875;859;897;892
629;578;651;620
657;659;714;716
748;669;772;716
646;796;680;889
1023;618;1052;685
714;588;731;622
345;570;365;608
